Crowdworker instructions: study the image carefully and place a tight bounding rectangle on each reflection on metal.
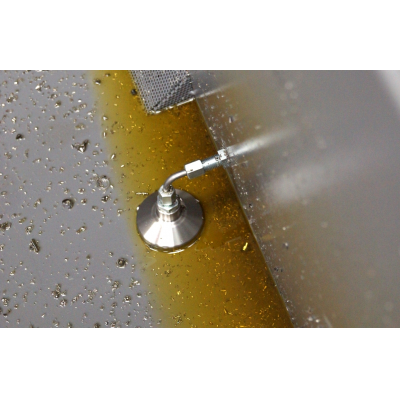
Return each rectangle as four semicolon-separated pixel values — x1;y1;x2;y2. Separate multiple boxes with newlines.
136;188;204;252
190;70;400;327
136;150;229;252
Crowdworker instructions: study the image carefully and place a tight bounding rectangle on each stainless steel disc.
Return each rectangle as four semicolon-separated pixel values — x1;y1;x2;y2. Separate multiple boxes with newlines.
136;189;204;252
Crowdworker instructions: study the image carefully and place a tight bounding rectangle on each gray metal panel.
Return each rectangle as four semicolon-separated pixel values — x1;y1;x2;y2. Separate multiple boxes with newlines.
0;71;153;327
190;70;400;327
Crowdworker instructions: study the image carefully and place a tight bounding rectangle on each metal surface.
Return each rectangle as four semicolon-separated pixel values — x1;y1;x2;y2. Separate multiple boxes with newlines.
0;71;154;328
162;170;187;191
190;70;400;327
136;189;204;252
130;70;194;114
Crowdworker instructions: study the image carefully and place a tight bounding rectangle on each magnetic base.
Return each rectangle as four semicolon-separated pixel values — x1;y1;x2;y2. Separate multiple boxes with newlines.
136;189;204;252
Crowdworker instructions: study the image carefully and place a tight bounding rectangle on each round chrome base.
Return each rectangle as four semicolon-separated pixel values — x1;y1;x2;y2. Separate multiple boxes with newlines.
136;189;204;252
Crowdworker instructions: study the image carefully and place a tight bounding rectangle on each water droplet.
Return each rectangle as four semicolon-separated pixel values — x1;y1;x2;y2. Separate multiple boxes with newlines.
54;101;62;108
116;258;127;268
129;279;140;288
101;195;110;203
123;295;131;303
94;79;101;85
62;198;74;209
16;134;24;140
96;175;110;190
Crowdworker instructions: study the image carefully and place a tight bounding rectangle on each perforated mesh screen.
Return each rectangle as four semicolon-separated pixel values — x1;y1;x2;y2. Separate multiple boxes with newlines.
130;70;194;114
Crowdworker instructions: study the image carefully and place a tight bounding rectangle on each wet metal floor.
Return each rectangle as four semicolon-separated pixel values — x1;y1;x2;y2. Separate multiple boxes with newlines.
0;70;291;327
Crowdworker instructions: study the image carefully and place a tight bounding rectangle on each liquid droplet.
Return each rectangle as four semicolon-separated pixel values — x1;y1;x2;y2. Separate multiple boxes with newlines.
62;198;74;209
97;175;110;190
116;258;127;268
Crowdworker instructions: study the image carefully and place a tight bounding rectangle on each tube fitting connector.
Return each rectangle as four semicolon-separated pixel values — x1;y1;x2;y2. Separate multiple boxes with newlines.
156;185;182;222
185;149;228;179
157;185;181;216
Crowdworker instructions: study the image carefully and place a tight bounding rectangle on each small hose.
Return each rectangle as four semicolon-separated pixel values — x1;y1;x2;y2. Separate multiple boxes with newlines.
162;170;187;191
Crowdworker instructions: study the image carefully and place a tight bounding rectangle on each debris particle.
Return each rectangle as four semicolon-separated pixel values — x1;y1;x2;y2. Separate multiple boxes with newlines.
29;239;40;253
72;139;89;153
76;226;86;234
0;222;11;232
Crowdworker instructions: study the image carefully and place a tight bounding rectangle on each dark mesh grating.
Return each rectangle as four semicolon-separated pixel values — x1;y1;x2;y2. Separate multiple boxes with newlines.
130;70;194;114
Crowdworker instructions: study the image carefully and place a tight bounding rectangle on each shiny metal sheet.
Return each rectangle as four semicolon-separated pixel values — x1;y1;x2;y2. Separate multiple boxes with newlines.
190;70;400;327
